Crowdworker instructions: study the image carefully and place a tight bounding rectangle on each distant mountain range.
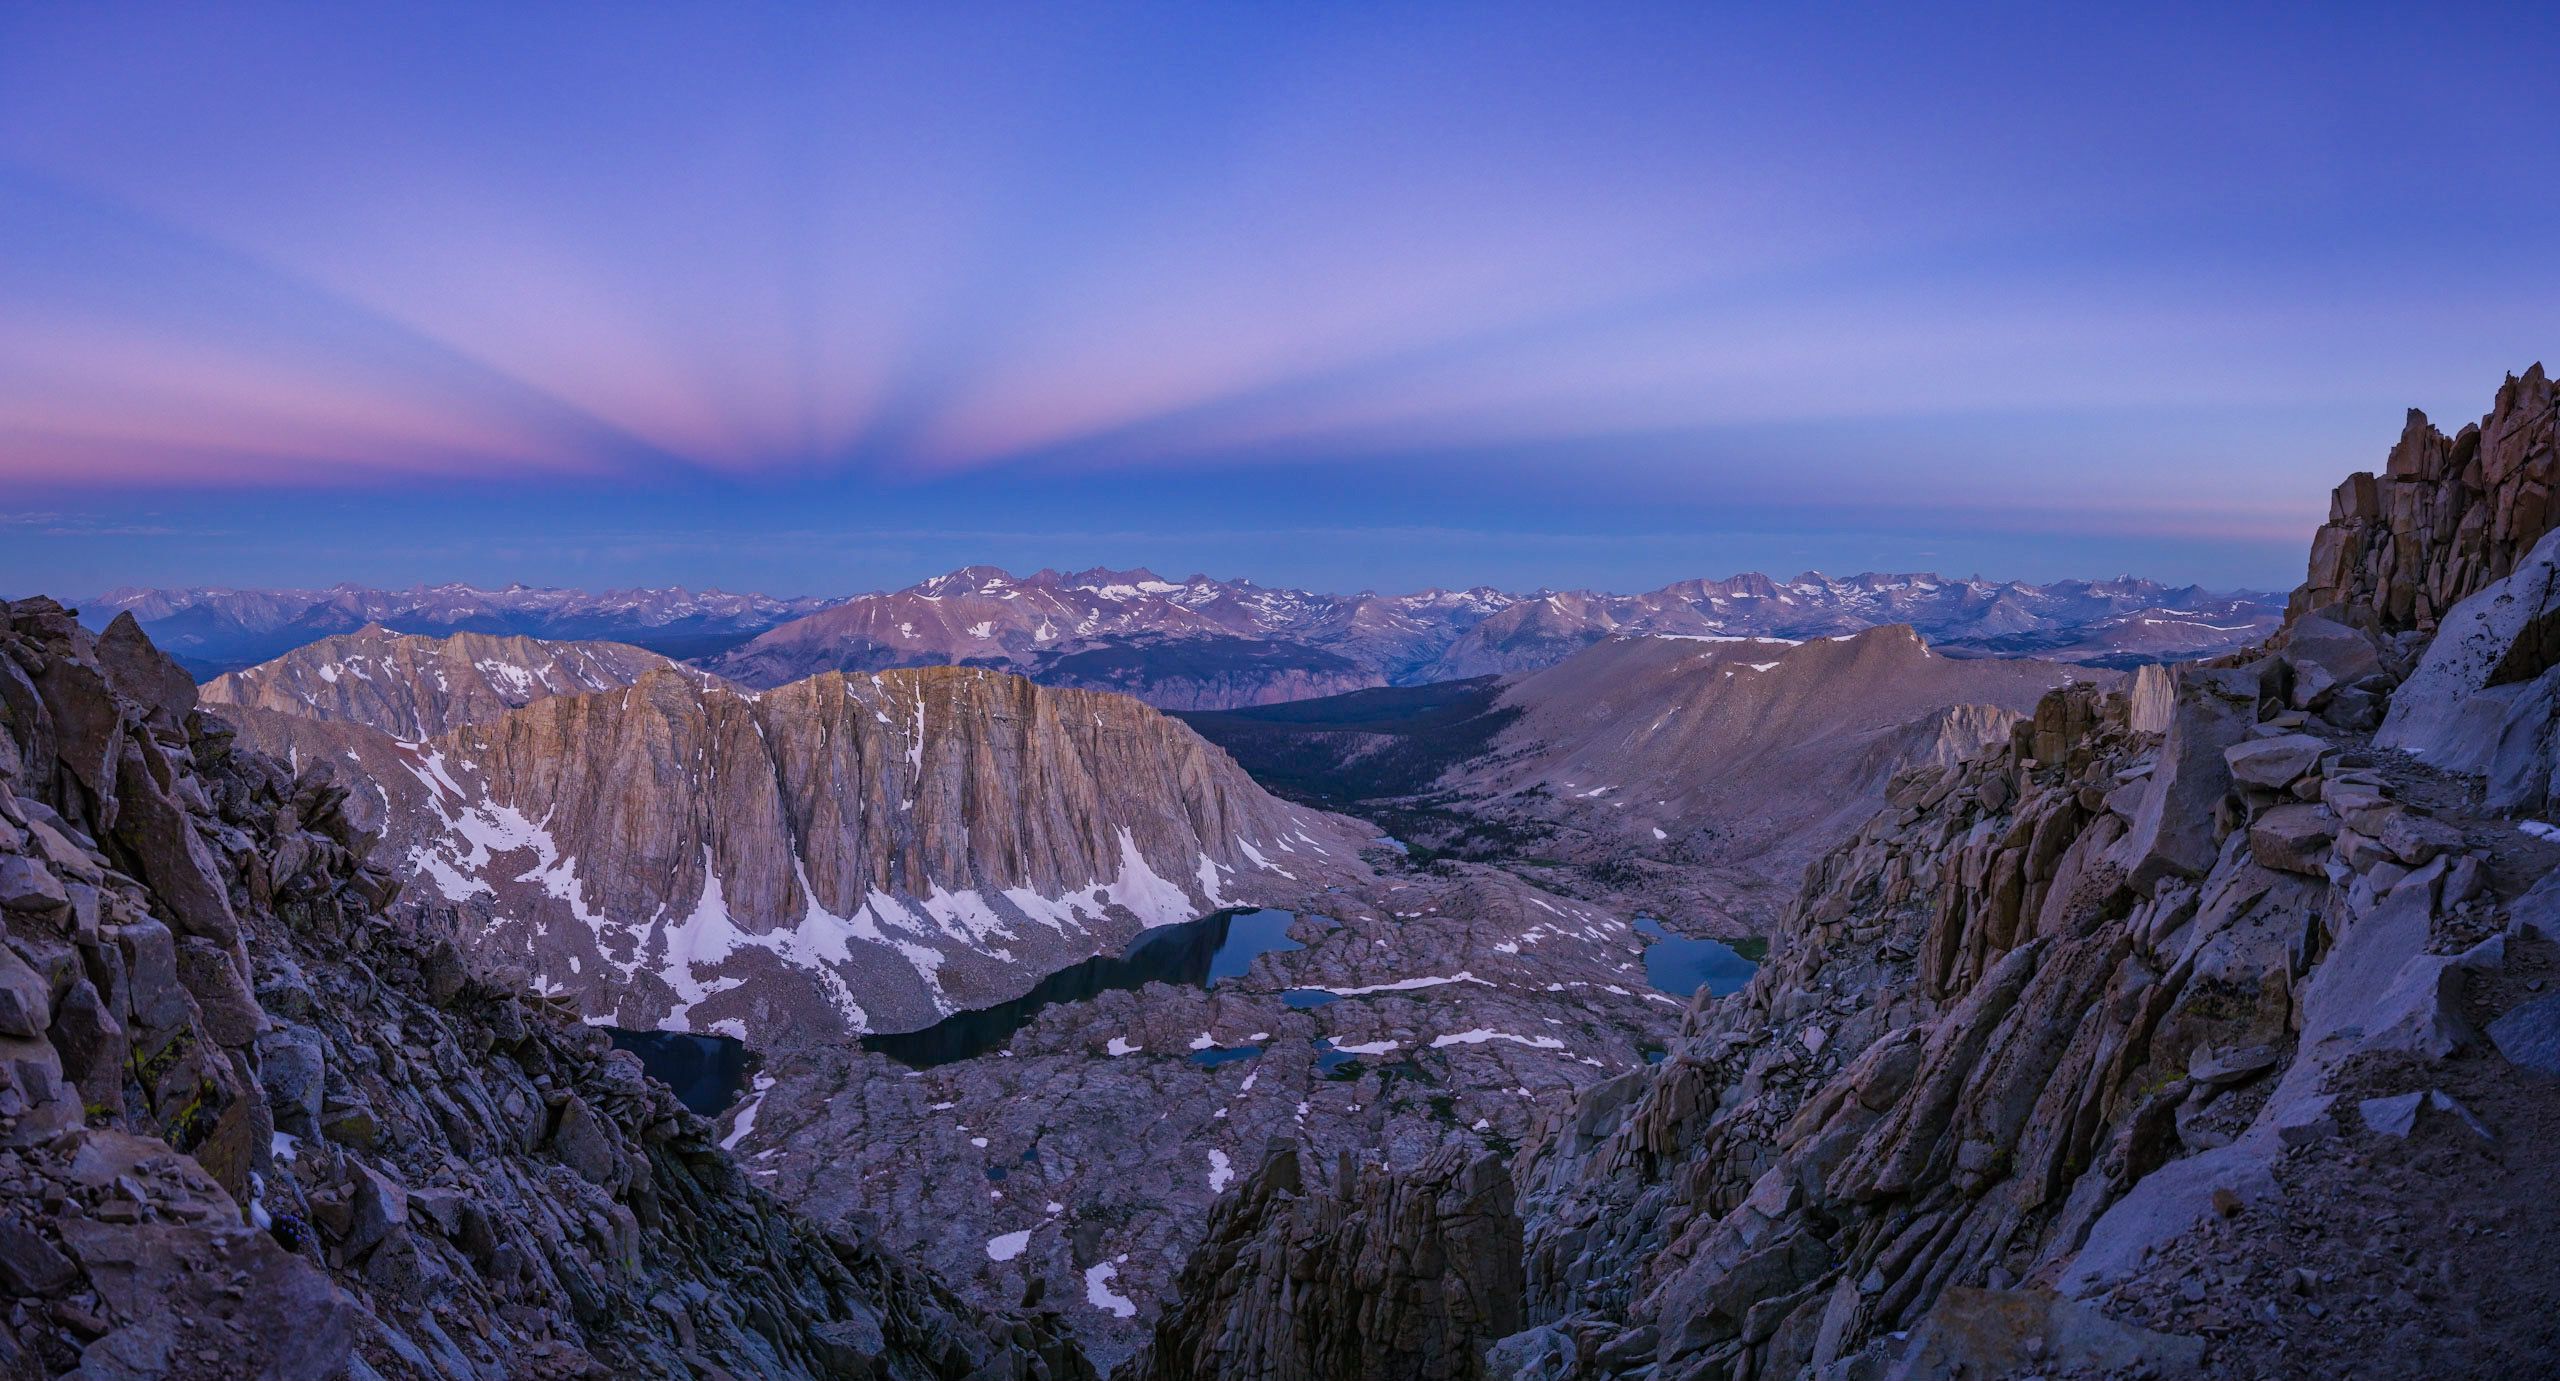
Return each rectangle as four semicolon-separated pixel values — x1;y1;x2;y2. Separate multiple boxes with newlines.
80;582;843;676
87;565;2281;706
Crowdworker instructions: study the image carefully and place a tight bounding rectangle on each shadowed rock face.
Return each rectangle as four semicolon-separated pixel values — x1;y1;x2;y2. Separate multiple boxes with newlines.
219;660;1372;1039
200;624;686;739
0;597;1092;1381
1120;1145;1524;1381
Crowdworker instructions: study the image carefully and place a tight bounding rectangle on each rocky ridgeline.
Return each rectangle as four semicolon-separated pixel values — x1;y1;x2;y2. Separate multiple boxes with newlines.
1118;371;2560;1380
1123;1145;1524;1381
0;600;1090;1380
200;625;684;741
2294;362;2555;632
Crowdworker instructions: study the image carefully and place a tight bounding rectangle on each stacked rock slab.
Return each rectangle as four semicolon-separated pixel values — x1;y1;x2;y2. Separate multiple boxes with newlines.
0;600;1091;1380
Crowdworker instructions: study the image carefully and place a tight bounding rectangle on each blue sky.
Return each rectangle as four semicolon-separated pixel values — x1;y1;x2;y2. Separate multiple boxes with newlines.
3;2;2556;598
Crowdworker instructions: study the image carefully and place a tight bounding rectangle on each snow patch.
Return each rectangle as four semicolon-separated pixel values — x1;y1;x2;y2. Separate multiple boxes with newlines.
1085;1262;1137;1318
987;1229;1033;1262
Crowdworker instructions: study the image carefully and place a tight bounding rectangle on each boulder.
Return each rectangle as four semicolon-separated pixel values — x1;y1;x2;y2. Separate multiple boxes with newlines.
2379;811;2466;868
0;854;66;915
550;1093;628;1190
2249;803;2337;876
2225;733;2326;789
0;944;52;1039
2111;666;2256;892
2360;1091;2423;1137
2281;614;2389;709
1485;1326;1579;1381
108;739;239;943
2358;955;2472;1060
2488;993;2560;1074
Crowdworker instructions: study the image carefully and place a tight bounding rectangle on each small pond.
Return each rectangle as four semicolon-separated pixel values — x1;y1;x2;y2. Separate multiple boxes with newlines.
1632;917;1760;1000
605;1027;754;1116
864;908;1315;1068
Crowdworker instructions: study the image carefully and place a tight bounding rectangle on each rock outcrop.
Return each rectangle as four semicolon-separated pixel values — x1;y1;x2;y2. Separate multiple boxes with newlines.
200;625;687;739
0;597;1092;1379
2293;362;2556;632
1120;1145;1524;1381
218;661;1372;1038
2376;524;2560;815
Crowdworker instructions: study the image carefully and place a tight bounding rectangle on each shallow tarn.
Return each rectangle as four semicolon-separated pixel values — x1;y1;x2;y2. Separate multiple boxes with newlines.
863;907;1317;1067
1632;916;1759;999
606;1026;755;1114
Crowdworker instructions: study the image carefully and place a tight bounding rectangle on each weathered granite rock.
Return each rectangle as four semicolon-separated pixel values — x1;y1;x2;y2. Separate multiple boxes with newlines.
2226;732;2327;789
1442;369;2560;1381
2249;802;2338;875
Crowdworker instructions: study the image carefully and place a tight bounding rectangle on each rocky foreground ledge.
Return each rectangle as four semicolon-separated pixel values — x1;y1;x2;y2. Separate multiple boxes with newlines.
0;598;1091;1379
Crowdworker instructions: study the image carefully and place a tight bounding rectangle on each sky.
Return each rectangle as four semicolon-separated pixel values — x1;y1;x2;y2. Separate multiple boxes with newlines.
3;2;2557;599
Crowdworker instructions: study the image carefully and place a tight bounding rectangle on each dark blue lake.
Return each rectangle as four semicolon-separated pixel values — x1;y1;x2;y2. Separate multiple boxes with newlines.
1632;918;1759;1000
606;1027;754;1115
863;908;1314;1068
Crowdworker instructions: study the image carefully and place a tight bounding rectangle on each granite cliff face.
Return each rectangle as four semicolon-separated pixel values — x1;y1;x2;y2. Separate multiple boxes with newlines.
1153;370;2560;1381
217;660;1371;1038
200;625;685;740
0;600;1089;1380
